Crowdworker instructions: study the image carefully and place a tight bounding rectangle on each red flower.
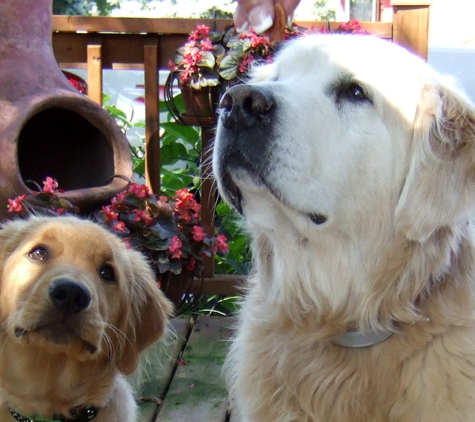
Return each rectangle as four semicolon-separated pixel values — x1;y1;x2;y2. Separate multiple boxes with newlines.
7;194;26;213
174;189;200;222
186;257;197;271
133;209;154;225
192;226;206;242
102;205;119;223
128;183;150;199
43;177;59;193
113;221;127;233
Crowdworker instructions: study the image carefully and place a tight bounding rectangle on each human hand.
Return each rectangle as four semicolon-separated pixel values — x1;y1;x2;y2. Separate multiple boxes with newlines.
233;0;301;35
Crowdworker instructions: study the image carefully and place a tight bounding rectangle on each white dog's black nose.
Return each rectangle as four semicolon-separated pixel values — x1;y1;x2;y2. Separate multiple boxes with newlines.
49;279;91;315
219;85;274;129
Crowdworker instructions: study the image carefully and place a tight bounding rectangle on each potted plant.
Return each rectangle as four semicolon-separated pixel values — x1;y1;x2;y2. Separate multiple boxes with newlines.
218;28;274;85
7;178;229;310
167;24;226;120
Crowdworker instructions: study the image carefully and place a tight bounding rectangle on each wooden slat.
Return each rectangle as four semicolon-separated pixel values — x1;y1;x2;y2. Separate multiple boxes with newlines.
192;275;245;297
298;21;393;39
391;0;431;5
392;3;430;59
144;35;161;194
53;33;188;70
86;34;103;104
155;316;233;422
53;16;233;35
137;316;193;422
52;16;392;40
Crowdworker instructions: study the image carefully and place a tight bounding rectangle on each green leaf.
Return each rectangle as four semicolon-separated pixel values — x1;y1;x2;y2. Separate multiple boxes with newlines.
149;218;179;240
213;44;226;59
160;168;194;195
197;51;216;69
161;122;200;144
132;158;145;178
161;143;190;165
219;55;240;81
143;236;171;251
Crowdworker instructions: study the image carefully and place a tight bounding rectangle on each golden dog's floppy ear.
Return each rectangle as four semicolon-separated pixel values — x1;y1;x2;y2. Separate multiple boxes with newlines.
395;78;475;242
117;250;174;375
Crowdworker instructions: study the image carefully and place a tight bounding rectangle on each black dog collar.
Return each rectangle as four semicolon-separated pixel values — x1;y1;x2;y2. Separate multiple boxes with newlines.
8;404;99;422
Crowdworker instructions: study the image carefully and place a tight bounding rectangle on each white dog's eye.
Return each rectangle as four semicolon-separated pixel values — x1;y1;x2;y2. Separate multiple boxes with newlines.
100;264;116;283
346;83;366;100
28;245;48;262
340;83;368;102
332;80;371;106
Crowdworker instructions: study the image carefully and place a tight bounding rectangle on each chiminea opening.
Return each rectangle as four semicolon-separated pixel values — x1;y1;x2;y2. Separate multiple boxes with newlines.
17;107;115;191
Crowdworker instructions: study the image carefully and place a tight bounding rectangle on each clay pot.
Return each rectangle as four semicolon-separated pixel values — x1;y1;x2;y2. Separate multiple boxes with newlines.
0;0;132;220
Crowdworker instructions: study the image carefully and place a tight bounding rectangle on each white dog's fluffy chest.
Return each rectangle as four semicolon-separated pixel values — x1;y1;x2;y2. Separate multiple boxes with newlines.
227;284;475;422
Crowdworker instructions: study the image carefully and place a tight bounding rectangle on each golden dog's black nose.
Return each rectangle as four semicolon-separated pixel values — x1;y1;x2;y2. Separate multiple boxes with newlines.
219;85;274;130
49;279;91;315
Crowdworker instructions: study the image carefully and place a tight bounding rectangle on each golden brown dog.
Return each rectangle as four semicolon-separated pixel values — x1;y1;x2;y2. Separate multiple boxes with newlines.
0;216;173;422
214;34;475;421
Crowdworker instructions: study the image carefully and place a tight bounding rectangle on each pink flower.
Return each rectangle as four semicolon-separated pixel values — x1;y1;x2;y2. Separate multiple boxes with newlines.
216;234;229;254
169;236;183;259
196;24;210;37
192;226;206;242
111;191;127;206
7;194;26;213
43;177;59;193
239;53;255;74
200;38;214;52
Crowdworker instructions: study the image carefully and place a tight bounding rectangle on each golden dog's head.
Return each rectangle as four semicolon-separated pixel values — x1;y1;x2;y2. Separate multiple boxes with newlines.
0;216;173;374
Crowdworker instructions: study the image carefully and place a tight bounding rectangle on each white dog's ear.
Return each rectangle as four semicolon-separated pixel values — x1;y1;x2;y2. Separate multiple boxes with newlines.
395;79;475;242
117;251;173;374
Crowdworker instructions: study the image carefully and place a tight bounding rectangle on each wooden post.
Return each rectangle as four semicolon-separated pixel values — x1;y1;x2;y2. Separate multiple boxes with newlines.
86;34;103;105
144;35;161;194
391;0;431;60
201;126;216;278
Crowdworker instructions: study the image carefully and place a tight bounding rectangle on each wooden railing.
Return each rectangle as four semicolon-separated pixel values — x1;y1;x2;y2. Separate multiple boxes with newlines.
52;0;431;295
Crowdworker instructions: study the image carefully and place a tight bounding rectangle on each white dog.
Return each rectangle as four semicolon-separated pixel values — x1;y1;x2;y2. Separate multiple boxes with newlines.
213;34;475;421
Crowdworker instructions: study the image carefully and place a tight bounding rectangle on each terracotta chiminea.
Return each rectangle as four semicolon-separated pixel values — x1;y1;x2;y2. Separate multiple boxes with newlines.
0;0;133;220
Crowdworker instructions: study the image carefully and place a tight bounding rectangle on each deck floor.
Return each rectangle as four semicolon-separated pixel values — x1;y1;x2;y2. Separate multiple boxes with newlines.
137;315;234;422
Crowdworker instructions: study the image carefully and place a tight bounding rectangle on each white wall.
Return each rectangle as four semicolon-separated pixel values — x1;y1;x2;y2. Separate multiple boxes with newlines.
427;0;475;103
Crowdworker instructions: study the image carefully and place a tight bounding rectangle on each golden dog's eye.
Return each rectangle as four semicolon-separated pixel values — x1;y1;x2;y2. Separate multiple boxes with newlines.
28;245;48;261
100;264;116;283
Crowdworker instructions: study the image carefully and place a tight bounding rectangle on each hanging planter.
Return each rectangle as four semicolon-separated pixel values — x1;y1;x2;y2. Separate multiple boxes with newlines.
164;71;221;126
165;24;227;127
181;83;220;119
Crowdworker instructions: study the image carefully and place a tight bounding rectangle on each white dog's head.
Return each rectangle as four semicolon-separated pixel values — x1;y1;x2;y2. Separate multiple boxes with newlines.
213;34;475;329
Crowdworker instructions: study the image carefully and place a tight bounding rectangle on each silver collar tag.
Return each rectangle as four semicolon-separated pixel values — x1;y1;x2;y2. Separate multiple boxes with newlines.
331;327;393;348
